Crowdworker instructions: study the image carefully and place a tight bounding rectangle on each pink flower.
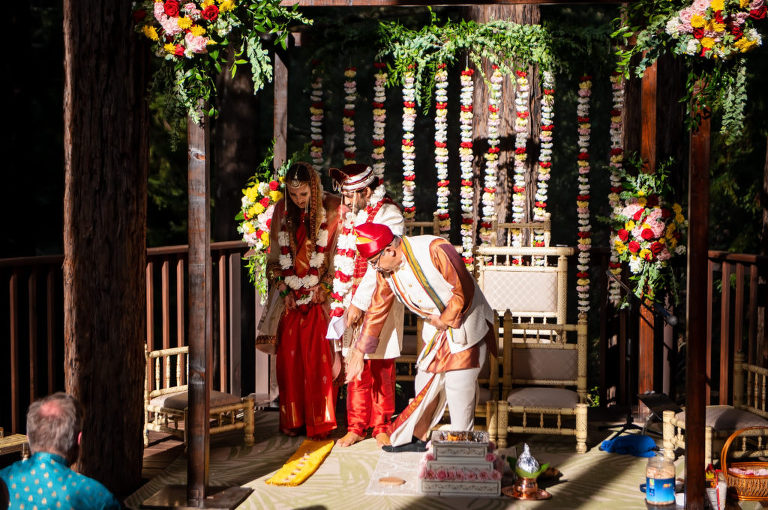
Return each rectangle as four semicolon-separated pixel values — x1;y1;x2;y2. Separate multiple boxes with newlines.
692;0;709;13
424;452;435;461
492;470;502;480
621;204;644;219
437;469;447;481
426;469;436;480
159;16;182;35
154;1;166;21
678;7;693;25
185;33;208;54
658;248;672;261
486;453;496;462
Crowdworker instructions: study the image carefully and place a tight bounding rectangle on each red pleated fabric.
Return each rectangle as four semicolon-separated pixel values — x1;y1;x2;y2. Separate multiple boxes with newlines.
346;359;395;437
276;304;337;438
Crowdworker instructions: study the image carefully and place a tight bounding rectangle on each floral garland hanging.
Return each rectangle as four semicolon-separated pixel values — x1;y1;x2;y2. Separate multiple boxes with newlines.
402;66;417;220
278;207;330;307
480;65;503;245
309;62;324;172
434;63;450;237
459;67;476;269
329;210;356;319
372;62;388;181
511;69;530;262
343;66;357;166
533;70;555;257
608;71;626;306
575;75;593;317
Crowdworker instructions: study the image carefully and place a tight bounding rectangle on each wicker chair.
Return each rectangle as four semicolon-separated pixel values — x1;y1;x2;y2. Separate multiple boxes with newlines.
495;317;589;453
662;352;768;466
144;345;255;446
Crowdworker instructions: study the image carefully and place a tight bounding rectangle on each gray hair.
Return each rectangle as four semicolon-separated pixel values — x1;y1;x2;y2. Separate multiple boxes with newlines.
26;392;82;460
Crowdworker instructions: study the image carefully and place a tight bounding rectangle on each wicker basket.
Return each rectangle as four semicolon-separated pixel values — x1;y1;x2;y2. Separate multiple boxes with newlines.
721;426;768;501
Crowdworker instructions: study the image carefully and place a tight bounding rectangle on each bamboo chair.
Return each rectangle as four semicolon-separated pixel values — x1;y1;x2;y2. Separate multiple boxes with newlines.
144;345;255;447
495;317;589;454
662;352;768;466
492;217;552;248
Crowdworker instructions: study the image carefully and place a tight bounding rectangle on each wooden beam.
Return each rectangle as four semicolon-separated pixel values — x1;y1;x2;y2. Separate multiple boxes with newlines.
273;49;288;170
187;112;212;505
685;107;710;510
281;0;626;5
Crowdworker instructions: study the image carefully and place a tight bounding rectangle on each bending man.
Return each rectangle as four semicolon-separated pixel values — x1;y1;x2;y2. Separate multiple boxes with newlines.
347;222;496;452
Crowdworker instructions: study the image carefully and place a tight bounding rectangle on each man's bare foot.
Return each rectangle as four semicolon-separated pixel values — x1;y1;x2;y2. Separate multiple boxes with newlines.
375;433;391;447
336;431;364;447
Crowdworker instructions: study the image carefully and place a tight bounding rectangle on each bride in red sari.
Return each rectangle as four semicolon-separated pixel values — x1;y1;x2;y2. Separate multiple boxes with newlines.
265;162;341;438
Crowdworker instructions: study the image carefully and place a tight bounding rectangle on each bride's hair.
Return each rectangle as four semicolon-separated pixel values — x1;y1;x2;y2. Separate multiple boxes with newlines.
284;161;324;248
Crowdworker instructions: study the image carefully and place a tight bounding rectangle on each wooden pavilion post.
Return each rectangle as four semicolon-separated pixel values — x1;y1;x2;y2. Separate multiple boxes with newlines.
685;101;710;510
187;111;213;505
637;60;657;406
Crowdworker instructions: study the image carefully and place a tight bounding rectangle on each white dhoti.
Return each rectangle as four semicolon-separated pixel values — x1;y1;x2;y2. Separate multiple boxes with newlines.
389;338;486;446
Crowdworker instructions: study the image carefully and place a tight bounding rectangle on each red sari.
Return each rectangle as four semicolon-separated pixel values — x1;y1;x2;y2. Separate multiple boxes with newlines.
275;206;338;438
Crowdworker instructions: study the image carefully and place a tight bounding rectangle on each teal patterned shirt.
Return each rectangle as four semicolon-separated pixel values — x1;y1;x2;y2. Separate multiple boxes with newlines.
0;452;121;510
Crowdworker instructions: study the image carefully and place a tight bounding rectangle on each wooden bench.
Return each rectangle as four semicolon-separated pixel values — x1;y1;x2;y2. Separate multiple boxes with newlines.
0;428;29;459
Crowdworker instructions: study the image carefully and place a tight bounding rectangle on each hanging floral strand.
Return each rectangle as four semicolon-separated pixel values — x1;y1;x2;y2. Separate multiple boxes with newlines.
511;68;530;263
575;74;593;317
533;70;555;259
608;71;626;306
372;62;388;181
309;62;324;171
343;66;357;166
459;67;476;269
480;65;503;245
434;63;450;237
402;66;417;220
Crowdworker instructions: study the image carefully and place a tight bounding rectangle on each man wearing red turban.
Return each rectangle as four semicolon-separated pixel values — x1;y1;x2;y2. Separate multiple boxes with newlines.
348;222;496;452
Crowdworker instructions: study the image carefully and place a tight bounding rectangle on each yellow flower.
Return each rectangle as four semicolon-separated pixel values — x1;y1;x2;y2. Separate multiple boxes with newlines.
690;14;706;28
190;25;206;37
669;238;678;249
142;26;159;41
675;214;685;224
177;17;193;30
261;231;270;244
639;248;651;259
741;0;749;7
616;242;627;254
712;22;726;33
735;37;759;52
270;190;283;202
245;186;258;202
672;203;682;214
202;0;215;6
700;37;714;49
711;0;724;10
637;197;647;207
221;0;235;11
163;43;176;54
637;190;645;197
254;203;266;215
244;222;255;234
666;223;676;235
625;220;635;231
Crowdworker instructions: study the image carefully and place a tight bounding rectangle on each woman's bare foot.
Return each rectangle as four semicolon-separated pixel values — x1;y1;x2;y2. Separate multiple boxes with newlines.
375;433;391;447
336;431;364;447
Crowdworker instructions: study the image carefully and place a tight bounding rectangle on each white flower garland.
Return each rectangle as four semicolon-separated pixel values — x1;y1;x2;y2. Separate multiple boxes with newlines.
343;66;357;166
459;67;476;269
480;65;502;245
372;62;387;181
533;70;555;260
434;63;450;237
608;71;625;306
329;187;388;317
278;207;329;306
309;64;324;171
402;67;417;220
575;75;593;317
511;69;530;263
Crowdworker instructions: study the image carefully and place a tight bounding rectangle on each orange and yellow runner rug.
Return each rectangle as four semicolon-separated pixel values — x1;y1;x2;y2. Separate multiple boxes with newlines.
265;439;335;486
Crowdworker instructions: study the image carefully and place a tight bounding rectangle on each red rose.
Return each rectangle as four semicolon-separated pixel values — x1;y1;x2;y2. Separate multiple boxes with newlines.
259;197;270;208
628;241;640;253
731;24;744;40
269;180;279;191
633;208;645;221
751;5;767;19
641;228;655;241
651;242;663;254
693;27;704;39
644;251;653;261
164;0;180;17
714;10;725;24
133;9;147;23
618;229;629;242
174;44;184;56
266;218;272;229
201;4;219;21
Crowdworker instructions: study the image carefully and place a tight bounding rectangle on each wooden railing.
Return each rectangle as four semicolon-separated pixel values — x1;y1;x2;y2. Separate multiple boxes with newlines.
2;244;766;434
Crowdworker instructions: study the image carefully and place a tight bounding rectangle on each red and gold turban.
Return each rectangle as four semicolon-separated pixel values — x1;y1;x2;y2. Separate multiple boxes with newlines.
329;164;377;193
354;222;394;259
